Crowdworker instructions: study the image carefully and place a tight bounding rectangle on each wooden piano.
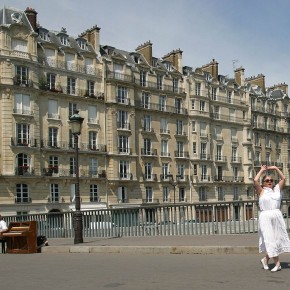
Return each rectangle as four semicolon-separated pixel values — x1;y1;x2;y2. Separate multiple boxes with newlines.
2;221;37;254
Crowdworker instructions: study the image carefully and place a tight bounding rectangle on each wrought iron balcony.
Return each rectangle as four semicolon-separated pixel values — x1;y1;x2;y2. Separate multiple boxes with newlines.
15;166;35;176
141;148;157;156
11;138;37;147
15;197;32;203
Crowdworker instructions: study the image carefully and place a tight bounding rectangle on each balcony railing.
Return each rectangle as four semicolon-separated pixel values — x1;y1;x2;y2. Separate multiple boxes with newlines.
11;138;37;147
106;71;133;82
141;148;157;156
135;101;188;115
231;157;242;163
214;176;244;182
13;108;33;116
15;197;32;203
174;151;189;158
215;156;227;162
143;174;158;181
117;122;131;130
15;166;35;176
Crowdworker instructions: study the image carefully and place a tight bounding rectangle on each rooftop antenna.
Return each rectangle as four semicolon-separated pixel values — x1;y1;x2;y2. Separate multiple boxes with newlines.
232;59;239;72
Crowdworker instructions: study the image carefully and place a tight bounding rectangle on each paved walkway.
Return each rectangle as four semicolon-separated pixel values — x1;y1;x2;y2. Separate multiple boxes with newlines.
42;234;259;254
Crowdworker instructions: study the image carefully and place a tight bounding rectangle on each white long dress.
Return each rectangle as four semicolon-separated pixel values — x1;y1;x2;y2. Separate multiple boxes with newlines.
259;184;290;257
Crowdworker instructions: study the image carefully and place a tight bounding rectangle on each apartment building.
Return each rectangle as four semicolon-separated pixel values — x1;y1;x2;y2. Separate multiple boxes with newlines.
0;6;289;218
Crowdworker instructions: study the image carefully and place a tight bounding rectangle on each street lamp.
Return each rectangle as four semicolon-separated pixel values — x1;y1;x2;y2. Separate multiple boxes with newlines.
167;174;180;204
69;110;84;244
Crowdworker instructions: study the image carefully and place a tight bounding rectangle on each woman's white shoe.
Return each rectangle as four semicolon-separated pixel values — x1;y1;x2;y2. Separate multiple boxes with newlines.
261;258;269;270
271;265;281;272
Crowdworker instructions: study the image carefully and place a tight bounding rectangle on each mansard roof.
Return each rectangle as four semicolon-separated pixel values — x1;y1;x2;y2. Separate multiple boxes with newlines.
0;6;33;30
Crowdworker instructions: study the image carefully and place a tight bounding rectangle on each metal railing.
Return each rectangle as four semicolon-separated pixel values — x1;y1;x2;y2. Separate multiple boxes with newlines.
4;200;290;238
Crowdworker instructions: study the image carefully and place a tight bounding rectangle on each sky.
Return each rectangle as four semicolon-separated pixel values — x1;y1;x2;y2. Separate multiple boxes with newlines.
5;0;290;87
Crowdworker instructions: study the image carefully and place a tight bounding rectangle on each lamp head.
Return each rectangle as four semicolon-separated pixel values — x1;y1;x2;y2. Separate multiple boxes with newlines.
69;110;84;135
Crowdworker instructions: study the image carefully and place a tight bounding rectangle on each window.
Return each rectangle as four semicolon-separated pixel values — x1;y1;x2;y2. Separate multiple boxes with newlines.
118;135;129;153
48;100;59;119
163;187;169;202
227;91;232;103
200;122;207;137
193;164;197;175
16;184;29;203
48;127;58;147
49;156;59;174
233;187;239;200
145;187;153;202
89;131;97;150
69;103;77;118
254;133;260;146
161;140;168;156
201;165;207;181
192;121;196;132
12;39;28;52
16;123;30;146
176;120;183;135
214;106;219;119
67;77;76;95
39;31;50;41
119;160;130;179
117;111;129;129
117;186;127;203
217;166;223;180
177;164;185;179
89;158;98;176
191;100;195;110
175;98;182;114
90;185;99;202
14;93;30;115
211;88;217;100
157;74;163;90
216;145;222;161
195;83;201;95
145;162;152;179
69;130;75;148
113;63;123;79
47;73;56;90
70;157;76;175
233;167;238;181
231;146;237;162
218;187;224;201
199;187;206;201
15;65;29;86
173;78;179;93
143;115;152;132
192;142;197;154
87;80;95;96
179;188;186;202
142;92;150;108
162;163;169;180
143;138;152;155
16;153;30;175
50;184;59;202
201;143;207;159
85;58;94;74
177;141;184;157
60;35;69;46
140;71;147;87
160;118;168;134
159;95;166;111
265;134;270;147
88;106;97;124
117;86;128;103
200;101;205;111
78;39;87;50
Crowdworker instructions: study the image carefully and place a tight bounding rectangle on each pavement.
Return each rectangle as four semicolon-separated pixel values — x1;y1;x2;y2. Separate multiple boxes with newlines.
41;234;259;254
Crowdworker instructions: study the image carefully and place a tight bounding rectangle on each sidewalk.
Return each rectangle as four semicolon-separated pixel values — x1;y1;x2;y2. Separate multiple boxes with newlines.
41;234;259;254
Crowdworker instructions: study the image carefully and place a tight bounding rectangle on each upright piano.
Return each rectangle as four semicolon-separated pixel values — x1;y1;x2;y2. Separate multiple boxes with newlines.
2;221;37;253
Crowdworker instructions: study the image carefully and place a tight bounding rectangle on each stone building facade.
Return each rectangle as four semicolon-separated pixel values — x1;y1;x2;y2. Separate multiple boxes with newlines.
0;6;289;218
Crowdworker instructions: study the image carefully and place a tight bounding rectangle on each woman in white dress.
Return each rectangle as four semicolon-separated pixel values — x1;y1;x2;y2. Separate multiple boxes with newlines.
254;165;290;272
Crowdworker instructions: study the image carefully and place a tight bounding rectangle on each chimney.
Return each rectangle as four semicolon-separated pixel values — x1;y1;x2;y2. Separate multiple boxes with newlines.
25;7;38;31
135;41;153;66
235;67;245;86
80;25;101;53
245;74;266;92
162;49;183;73
201;59;218;80
268;82;288;94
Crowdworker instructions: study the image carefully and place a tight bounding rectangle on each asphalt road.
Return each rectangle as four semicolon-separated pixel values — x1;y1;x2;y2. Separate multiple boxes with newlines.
1;253;290;290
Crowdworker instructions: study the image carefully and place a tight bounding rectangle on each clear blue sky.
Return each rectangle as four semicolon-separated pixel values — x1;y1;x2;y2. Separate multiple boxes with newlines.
6;0;290;87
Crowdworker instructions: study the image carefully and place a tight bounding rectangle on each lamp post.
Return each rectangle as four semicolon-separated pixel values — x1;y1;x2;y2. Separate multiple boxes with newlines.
167;174;180;204
69;110;84;244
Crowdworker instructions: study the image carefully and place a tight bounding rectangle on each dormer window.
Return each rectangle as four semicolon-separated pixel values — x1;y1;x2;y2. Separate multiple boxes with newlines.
39;31;50;41
165;62;172;71
78;40;87;50
59;36;69;46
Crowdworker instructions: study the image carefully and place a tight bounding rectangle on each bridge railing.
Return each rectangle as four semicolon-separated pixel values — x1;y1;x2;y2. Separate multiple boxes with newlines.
3;199;290;238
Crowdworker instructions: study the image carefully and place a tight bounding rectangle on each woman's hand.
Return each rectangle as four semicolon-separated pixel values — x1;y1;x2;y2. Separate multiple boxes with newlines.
260;165;267;172
266;165;277;170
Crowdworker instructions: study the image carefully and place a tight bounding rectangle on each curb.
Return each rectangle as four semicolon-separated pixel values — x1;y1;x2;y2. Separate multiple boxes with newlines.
41;246;258;255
